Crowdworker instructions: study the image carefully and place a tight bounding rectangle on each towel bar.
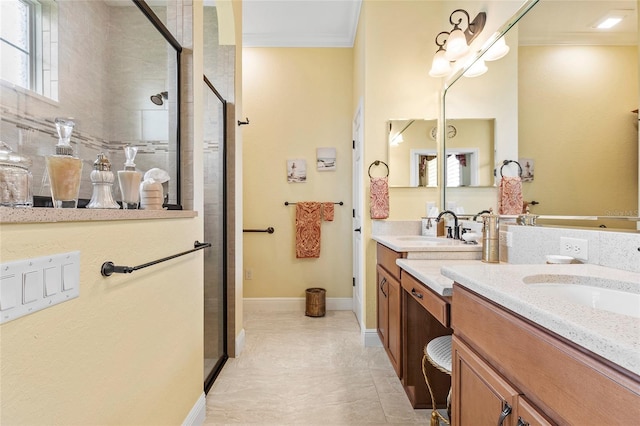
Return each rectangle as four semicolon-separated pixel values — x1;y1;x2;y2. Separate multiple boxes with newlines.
101;241;211;277
284;201;343;206
243;227;275;233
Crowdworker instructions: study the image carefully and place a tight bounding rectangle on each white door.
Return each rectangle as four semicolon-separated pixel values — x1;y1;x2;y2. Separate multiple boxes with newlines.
352;99;364;328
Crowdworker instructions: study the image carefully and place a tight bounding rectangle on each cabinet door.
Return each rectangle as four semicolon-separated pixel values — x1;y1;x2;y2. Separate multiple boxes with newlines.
516;397;555;426
452;336;519;426
387;273;401;376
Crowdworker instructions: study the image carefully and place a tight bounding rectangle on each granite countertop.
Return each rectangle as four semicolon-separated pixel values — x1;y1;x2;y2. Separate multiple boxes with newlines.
0;207;197;223
396;259;482;296
440;263;640;376
372;235;482;259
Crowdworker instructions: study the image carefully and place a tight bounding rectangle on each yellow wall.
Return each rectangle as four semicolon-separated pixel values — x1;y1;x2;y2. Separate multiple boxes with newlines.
242;48;354;298
519;45;638;227
360;0;445;329
0;218;203;425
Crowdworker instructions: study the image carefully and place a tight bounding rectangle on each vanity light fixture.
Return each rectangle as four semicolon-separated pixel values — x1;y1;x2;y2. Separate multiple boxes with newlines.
428;33;453;77
444;9;486;61
428;9;486;78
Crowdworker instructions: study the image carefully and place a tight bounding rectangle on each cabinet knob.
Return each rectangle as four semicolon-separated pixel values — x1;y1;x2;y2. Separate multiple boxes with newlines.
517;417;530;426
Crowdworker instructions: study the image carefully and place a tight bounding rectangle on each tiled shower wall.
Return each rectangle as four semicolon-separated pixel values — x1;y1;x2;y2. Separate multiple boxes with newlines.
0;1;174;200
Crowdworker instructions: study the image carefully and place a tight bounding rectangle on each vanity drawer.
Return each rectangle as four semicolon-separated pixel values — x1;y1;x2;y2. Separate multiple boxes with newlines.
401;272;450;327
377;243;402;280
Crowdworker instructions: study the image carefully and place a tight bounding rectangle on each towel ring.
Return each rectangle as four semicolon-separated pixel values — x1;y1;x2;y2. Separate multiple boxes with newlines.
499;160;522;177
368;160;389;178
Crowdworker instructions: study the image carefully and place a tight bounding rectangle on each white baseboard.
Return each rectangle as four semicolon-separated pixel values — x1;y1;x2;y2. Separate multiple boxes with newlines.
243;297;353;312
182;392;206;426
235;328;245;356
364;328;383;347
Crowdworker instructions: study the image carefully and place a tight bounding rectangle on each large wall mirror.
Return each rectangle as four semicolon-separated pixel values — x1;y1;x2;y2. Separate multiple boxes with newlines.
388;118;495;188
443;0;638;228
0;0;182;208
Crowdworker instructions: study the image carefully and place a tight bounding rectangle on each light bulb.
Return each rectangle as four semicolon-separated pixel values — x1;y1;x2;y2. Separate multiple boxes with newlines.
464;59;487;78
429;50;452;78
484;37;510;61
444;28;469;61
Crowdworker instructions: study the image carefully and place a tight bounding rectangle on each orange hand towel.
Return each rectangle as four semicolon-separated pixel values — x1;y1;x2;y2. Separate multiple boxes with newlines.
296;202;322;258
322;202;334;221
370;177;389;219
498;176;523;215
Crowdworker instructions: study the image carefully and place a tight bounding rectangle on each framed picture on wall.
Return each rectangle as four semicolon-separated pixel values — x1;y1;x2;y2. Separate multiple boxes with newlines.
316;147;336;171
287;159;307;183
519;158;534;182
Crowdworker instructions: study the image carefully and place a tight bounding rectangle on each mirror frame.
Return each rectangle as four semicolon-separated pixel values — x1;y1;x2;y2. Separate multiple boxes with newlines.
133;0;183;209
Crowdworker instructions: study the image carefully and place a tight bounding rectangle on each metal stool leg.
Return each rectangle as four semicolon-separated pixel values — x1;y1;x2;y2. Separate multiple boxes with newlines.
422;354;450;426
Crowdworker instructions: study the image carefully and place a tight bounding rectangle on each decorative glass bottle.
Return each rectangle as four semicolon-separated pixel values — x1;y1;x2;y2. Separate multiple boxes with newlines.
0;141;33;207
46;118;83;208
87;153;119;209
117;146;142;209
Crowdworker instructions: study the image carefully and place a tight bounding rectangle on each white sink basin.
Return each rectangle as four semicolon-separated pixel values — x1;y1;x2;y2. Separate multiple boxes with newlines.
523;274;640;318
395;236;442;241
394;236;472;246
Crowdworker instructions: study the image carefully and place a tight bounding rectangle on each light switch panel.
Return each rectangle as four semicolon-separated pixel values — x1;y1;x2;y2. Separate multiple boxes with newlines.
0;251;80;324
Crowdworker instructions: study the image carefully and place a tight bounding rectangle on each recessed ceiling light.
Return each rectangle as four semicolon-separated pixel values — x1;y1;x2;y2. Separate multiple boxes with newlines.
592;10;630;29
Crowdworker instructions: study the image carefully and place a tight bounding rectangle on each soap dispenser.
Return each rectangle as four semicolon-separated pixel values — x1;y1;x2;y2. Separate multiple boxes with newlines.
87;153;119;209
117;146;142;209
481;209;500;263
46;118;83;208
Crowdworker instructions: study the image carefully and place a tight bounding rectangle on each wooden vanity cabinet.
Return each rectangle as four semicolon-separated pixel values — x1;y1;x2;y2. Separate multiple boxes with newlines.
375;242;453;408
452;284;640;425
376;264;401;375
376;244;402;376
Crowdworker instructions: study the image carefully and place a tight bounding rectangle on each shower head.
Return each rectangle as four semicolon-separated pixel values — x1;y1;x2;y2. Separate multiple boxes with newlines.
150;91;168;106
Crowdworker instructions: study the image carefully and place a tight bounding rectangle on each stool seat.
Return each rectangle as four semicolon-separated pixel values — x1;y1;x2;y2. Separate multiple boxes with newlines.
425;335;452;375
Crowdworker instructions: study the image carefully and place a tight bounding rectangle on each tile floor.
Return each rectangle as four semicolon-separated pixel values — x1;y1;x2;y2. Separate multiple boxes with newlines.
204;310;435;425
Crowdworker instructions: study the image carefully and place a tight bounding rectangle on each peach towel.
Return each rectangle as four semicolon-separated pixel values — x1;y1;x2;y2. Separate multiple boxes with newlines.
322;202;334;221
498;176;523;215
296;202;322;258
370;177;389;219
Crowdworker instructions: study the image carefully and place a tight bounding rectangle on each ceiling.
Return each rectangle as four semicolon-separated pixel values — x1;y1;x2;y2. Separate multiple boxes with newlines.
241;0;637;47
242;0;362;47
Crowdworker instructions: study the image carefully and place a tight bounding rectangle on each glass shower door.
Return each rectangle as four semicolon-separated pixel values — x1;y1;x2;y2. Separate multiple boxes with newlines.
203;75;227;392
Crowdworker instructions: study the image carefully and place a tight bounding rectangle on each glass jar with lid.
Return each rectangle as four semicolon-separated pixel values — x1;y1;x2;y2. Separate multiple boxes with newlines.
0;141;33;207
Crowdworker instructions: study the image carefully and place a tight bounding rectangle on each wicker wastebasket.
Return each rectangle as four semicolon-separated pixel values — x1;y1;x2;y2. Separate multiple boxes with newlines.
305;288;326;317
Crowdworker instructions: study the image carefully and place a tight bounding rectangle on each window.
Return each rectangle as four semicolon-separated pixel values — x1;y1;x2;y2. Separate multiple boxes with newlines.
1;0;57;100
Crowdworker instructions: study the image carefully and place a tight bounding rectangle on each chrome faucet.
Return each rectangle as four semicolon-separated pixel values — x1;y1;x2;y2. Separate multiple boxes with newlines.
473;209;491;221
436;210;460;239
